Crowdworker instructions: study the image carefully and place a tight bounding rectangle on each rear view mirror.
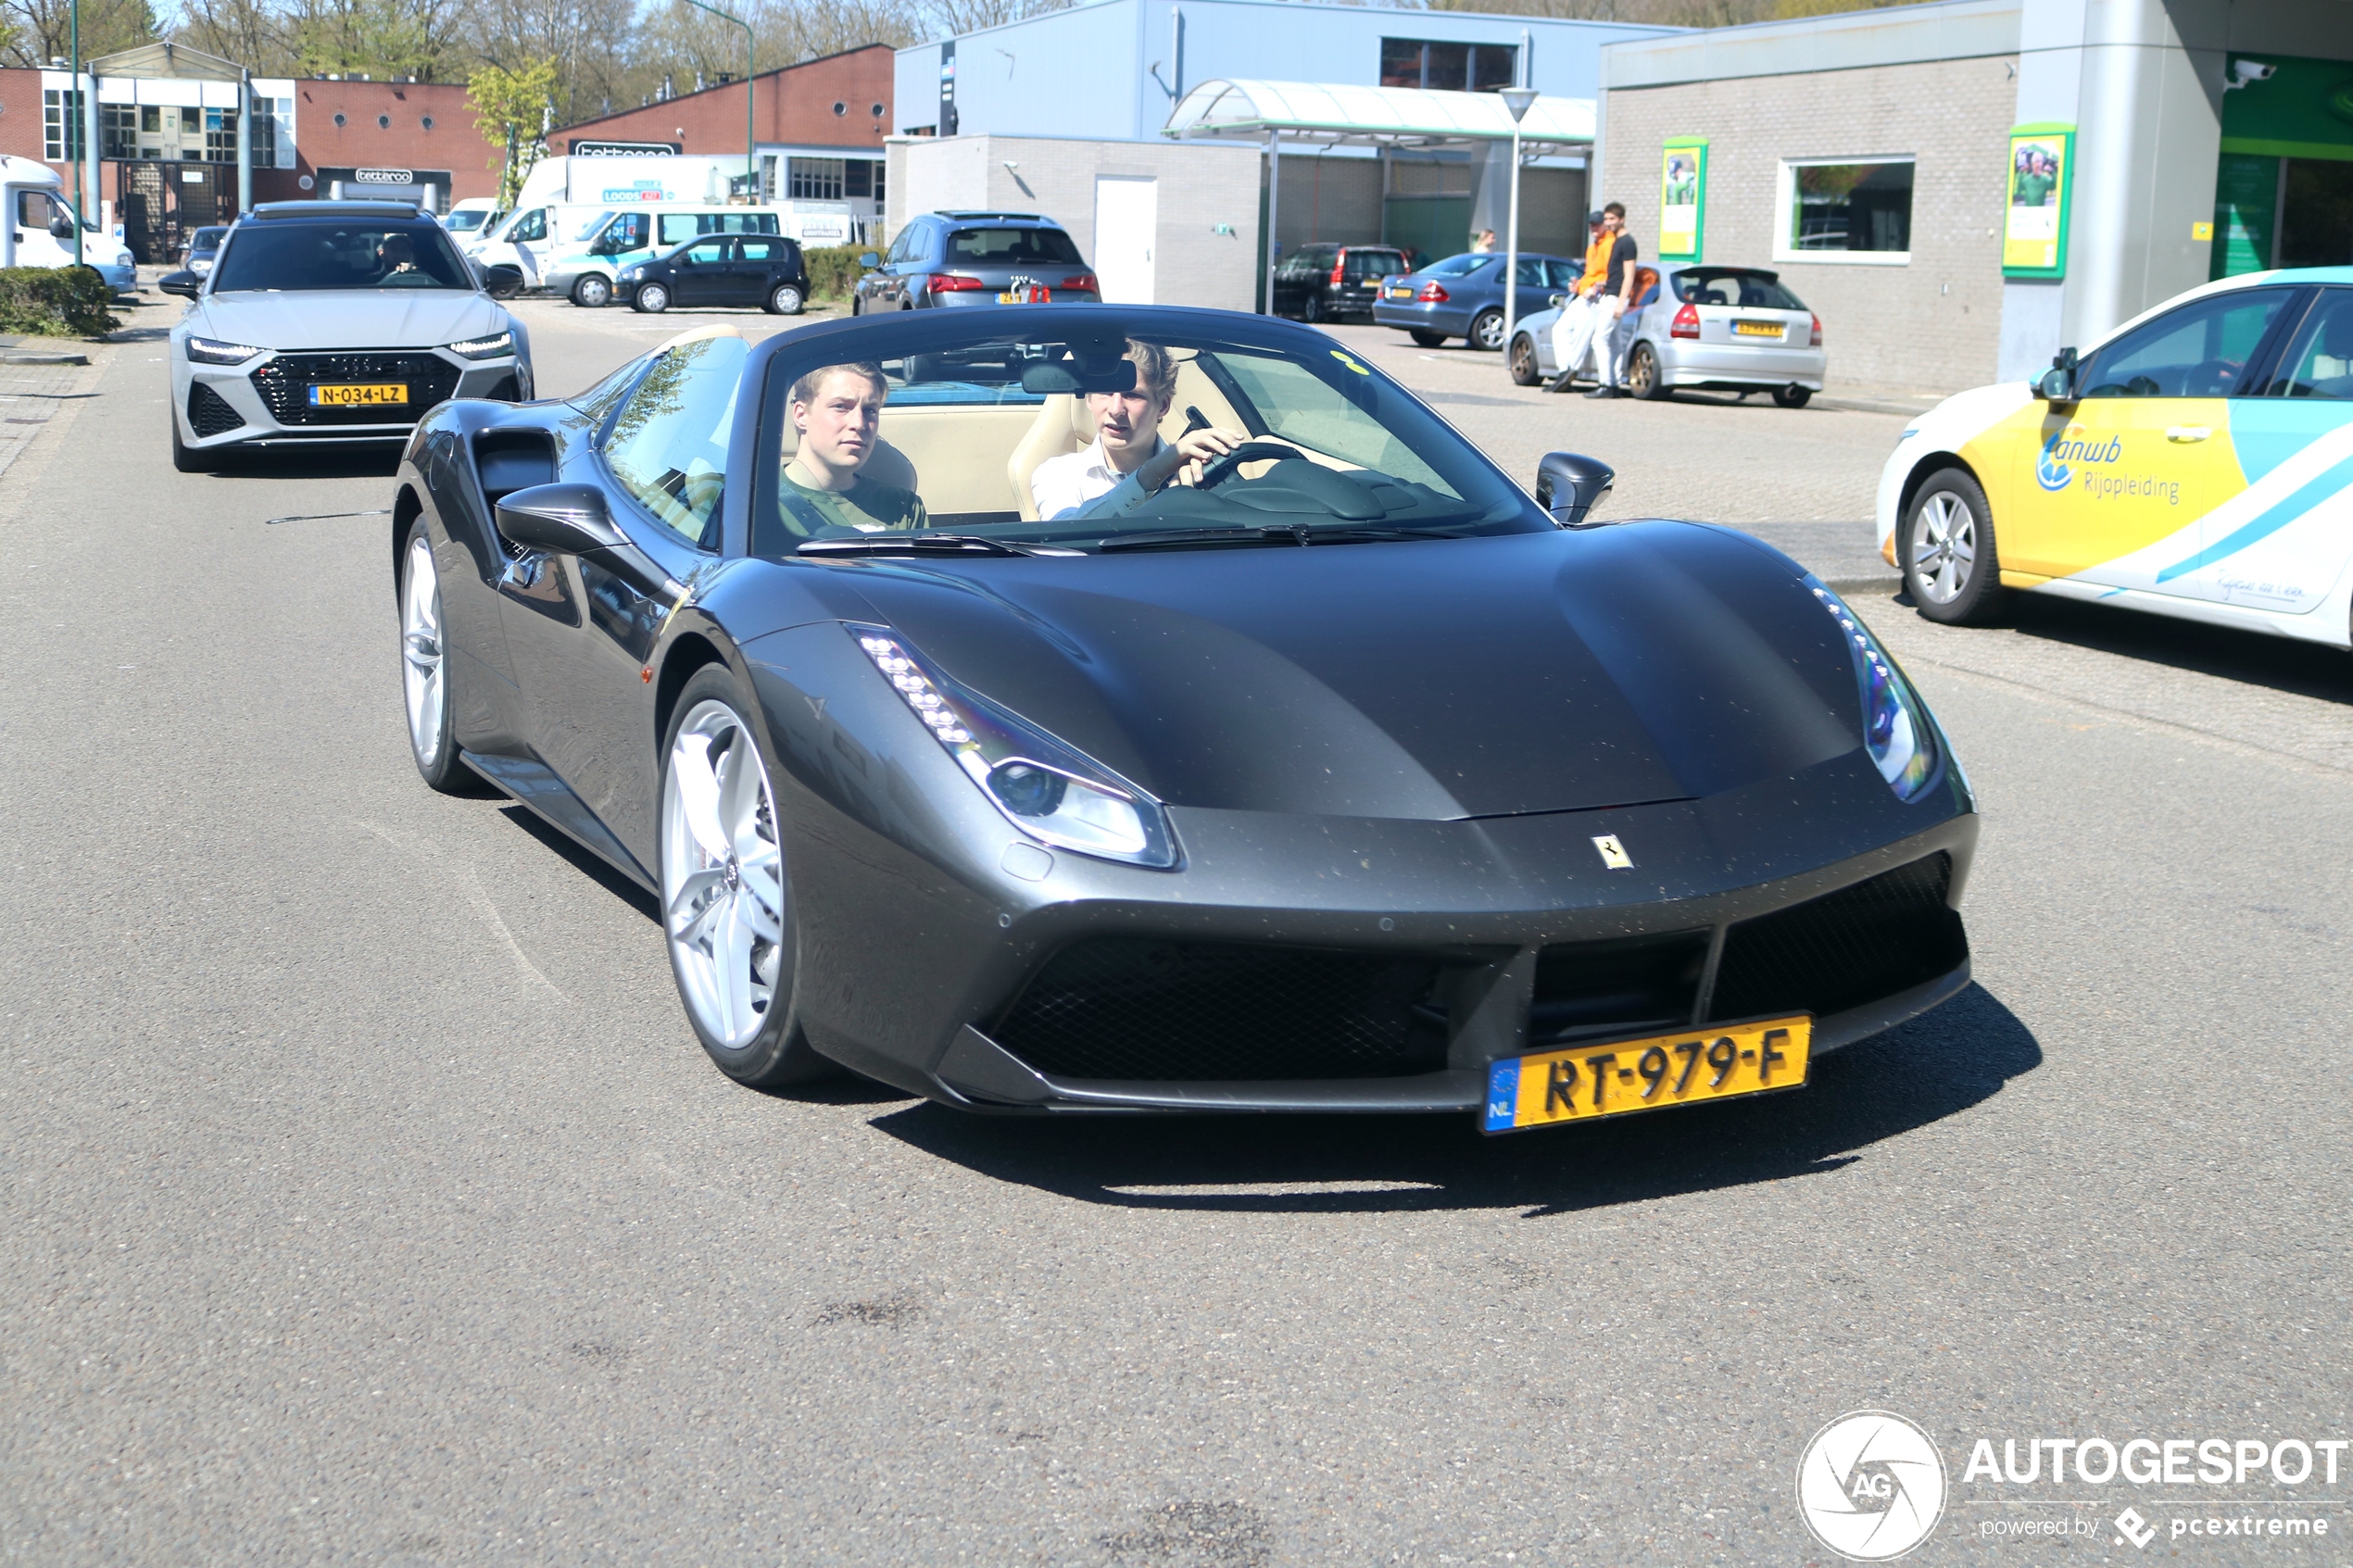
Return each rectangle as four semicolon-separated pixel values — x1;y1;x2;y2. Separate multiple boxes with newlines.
480;263;524;298
494;483;685;602
1536;451;1616;527
157;270;201;298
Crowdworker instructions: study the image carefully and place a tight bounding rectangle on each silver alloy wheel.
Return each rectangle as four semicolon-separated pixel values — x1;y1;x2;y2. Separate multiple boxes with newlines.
1910;491;1978;604
1471;309;1505;351
400;534;446;765
573;274;611;307
661;699;786;1051
637;282;669;312
772;284;803;315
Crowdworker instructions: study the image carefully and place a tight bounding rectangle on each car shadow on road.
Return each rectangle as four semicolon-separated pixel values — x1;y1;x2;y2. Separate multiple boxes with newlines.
492;802;662;922
1999;594;2351;705
867;983;2039;1216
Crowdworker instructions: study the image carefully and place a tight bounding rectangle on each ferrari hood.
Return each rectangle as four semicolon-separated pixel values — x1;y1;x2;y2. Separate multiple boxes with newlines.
838;522;1868;821
193;289;508;351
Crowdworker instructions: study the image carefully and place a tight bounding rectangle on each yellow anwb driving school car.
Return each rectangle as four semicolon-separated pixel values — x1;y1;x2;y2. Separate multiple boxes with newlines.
1878;269;2353;642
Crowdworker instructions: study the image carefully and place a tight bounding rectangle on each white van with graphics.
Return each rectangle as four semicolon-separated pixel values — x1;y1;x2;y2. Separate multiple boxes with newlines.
0;156;136;294
544;207;786;307
461;203;615;289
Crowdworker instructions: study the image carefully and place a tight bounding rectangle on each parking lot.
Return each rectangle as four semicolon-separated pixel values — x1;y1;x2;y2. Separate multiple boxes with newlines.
4;291;2351;1565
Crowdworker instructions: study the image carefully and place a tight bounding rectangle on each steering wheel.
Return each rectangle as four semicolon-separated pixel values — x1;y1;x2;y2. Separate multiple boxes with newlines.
1197;440;1307;489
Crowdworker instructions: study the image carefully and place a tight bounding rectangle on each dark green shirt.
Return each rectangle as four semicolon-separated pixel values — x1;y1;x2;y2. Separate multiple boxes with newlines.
2013;171;2056;208
778;470;929;537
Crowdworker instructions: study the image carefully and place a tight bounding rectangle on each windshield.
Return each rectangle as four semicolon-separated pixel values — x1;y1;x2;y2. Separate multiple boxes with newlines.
1673;269;1807;310
445;209;494;233
189;227;229;252
1423;253;1495;279
752;315;1545;557
945;227;1085;268
211;221;474;292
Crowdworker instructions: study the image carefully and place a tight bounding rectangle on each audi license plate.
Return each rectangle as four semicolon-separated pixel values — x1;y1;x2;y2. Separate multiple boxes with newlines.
1732;320;1785;338
1482;1015;1811;1134
308;383;409;407
997;285;1051;304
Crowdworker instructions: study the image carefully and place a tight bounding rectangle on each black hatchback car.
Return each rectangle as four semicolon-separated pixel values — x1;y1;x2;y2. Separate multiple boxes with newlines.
853;211;1101;311
620;233;810;315
1271;243;1409;323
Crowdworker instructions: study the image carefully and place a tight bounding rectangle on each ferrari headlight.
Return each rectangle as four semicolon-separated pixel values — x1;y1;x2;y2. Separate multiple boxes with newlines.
849;622;1179;869
447;330;514;359
185;334;260;365
1806;578;1941;801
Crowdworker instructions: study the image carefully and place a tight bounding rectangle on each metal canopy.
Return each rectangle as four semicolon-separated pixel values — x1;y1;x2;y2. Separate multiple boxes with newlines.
1164;79;1593;151
86;42;248;82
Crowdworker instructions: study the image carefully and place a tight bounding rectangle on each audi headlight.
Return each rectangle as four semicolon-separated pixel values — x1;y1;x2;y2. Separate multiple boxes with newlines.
1806;577;1943;802
849;622;1178;869
447;330;514;359
184;334;260;365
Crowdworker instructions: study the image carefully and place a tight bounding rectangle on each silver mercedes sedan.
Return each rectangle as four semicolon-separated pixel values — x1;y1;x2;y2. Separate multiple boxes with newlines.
1508;263;1828;408
161;201;533;472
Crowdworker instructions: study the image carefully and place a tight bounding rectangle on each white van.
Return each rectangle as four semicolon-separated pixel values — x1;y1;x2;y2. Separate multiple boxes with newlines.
0;156;136;294
462;203;615;290
544;206;788;307
440;196;503;240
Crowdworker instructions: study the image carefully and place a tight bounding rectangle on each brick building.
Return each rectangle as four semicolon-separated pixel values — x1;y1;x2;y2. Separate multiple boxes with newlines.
1;45;499;260
548;45;894;222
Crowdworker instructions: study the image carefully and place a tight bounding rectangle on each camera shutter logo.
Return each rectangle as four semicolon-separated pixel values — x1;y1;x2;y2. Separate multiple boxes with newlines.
1796;1410;1948;1561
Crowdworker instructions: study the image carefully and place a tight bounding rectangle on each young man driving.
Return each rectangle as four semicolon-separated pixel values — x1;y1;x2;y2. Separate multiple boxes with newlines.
1030;340;1246;521
780;361;928;535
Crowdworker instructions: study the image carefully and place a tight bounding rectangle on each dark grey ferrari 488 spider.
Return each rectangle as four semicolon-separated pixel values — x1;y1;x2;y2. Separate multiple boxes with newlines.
391;306;1976;1134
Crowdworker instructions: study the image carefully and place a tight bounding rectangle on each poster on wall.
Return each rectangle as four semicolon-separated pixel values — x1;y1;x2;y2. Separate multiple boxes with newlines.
1659;138;1706;261
2002;123;2073;278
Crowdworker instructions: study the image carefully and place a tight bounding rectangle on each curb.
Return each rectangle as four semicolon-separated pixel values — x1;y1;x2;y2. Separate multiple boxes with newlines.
1;350;89;366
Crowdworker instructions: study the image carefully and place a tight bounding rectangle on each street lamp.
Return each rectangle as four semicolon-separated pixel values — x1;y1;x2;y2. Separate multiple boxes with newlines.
1497;83;1537;369
680;0;756;200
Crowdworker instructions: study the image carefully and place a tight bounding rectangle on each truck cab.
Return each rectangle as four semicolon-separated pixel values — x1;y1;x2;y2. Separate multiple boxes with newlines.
0;156;135;293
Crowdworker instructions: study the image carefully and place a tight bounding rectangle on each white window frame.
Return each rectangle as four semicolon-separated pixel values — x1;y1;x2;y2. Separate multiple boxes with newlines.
1773;155;1916;267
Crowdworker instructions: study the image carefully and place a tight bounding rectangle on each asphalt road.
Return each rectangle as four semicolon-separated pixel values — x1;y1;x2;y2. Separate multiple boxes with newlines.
4;297;2351;1567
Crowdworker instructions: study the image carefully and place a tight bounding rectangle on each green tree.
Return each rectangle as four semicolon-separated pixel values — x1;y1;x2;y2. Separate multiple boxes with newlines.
470;56;561;205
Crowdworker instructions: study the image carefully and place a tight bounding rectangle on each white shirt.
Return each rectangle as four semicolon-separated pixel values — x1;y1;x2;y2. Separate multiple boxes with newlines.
1030;434;1165;522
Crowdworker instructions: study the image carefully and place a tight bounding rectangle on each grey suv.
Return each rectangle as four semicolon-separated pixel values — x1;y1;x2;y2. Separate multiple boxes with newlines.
853;211;1101;311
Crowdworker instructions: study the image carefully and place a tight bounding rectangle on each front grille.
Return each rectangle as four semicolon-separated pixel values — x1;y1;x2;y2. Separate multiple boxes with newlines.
186;382;244;436
993;938;1448;1082
1708;853;1965;1022
1531;931;1709;1043
249;352;459;427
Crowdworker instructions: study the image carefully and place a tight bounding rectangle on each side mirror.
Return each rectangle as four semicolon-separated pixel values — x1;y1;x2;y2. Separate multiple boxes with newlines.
47;216;74;240
480;262;524;298
1547;292;1567;309
2037;345;2079;402
157;270;201;298
858;251;880;270
1536;451;1616;527
494;483;684;602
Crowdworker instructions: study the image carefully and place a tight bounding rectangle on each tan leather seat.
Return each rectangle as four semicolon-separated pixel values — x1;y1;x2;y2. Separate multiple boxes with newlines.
1005;395;1095;521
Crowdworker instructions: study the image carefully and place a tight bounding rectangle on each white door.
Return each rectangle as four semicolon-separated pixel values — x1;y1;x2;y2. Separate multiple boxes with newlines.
8;187;75;270
1093;175;1157;304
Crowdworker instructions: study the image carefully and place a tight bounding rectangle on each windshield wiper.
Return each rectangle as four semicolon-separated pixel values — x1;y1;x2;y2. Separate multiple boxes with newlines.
1097;523;1453;553
796;533;1077;558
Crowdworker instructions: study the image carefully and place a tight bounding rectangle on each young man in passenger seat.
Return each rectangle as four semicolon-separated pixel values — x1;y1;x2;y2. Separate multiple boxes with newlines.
780;362;929;535
1030;339;1246;521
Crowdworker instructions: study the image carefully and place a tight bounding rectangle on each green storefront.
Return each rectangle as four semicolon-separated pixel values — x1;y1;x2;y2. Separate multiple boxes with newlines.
2211;54;2353;277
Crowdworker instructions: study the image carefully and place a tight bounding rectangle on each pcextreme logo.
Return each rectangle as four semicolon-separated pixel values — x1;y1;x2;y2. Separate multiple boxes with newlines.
1797;1411;1949;1561
2037;427;2124;492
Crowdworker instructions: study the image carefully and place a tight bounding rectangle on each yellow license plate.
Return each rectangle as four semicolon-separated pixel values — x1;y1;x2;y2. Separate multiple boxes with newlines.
997;286;1051;304
1482;1015;1811;1134
1732;320;1785;338
1387;286;1412;298
308;383;409;407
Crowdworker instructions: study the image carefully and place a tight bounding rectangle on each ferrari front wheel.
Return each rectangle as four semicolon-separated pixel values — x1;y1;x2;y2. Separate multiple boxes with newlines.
659;668;837;1087
1903;468;2008;625
399;520;473;792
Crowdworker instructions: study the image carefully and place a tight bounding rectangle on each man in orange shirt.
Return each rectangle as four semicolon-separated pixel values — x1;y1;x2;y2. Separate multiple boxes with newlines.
1545;208;1617;392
